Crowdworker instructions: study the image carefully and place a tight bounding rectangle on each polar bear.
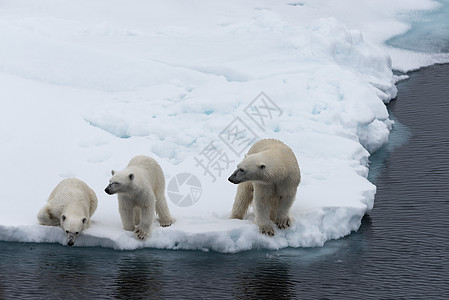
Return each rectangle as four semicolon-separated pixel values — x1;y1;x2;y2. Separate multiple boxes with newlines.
37;178;98;246
228;139;301;236
104;155;174;241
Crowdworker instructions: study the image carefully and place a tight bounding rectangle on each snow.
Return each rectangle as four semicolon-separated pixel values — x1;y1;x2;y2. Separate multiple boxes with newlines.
0;0;447;252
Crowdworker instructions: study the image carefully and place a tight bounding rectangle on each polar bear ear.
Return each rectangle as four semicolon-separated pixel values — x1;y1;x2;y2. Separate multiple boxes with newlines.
61;215;66;222
82;217;87;224
111;170;116;176
129;173;134;181
259;164;266;169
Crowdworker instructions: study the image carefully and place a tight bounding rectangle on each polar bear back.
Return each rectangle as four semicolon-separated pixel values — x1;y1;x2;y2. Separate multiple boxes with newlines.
48;178;98;217
247;138;300;184
247;138;285;154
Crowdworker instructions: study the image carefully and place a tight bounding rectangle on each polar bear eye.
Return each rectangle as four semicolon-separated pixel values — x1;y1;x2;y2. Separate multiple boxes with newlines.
65;230;69;234
75;232;79;235
239;168;245;173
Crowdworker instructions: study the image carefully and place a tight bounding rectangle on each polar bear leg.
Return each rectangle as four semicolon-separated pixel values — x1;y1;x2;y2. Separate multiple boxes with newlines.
275;190;296;229
155;193;174;227
133;207;141;226
134;195;156;240
269;197;279;221
231;181;253;219
253;184;276;236
118;199;136;231
37;206;60;226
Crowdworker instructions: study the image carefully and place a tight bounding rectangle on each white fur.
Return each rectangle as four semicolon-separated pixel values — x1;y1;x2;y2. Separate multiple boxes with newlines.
105;155;174;241
229;139;301;236
37;178;98;246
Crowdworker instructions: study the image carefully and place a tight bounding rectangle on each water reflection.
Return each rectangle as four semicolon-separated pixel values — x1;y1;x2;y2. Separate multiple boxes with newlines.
368;111;412;184
113;252;164;299
0;227;374;300
234;257;294;299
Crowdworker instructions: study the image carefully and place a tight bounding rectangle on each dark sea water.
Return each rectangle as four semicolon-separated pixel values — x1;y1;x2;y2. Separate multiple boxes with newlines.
1;64;449;299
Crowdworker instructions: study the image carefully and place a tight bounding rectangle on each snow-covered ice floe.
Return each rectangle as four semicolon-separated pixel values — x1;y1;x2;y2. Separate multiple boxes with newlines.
0;0;448;252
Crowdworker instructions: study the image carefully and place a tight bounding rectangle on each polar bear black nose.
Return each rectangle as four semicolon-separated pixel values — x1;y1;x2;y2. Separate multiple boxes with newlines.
105;186;113;195
228;171;240;184
67;239;74;246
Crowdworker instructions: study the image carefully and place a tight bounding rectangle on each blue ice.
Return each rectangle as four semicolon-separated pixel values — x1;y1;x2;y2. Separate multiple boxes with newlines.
387;0;449;53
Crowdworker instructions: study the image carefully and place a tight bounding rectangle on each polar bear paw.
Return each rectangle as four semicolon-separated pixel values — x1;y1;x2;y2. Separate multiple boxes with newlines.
276;217;291;230
259;224;275;236
134;228;149;240
159;218;175;227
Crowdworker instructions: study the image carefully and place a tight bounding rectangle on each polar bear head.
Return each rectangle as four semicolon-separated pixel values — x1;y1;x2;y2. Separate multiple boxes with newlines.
61;214;88;246
228;153;270;184
104;169;135;195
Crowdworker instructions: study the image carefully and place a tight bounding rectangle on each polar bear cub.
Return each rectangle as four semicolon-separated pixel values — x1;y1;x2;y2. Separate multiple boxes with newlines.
105;155;174;241
37;178;98;246
228;139;301;236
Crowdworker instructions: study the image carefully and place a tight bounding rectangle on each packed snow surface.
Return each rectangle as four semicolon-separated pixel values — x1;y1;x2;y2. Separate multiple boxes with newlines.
1;0;447;252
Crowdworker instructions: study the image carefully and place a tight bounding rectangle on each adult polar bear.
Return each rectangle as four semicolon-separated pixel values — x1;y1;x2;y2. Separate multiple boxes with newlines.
37;178;98;246
105;155;174;241
228;139;301;236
